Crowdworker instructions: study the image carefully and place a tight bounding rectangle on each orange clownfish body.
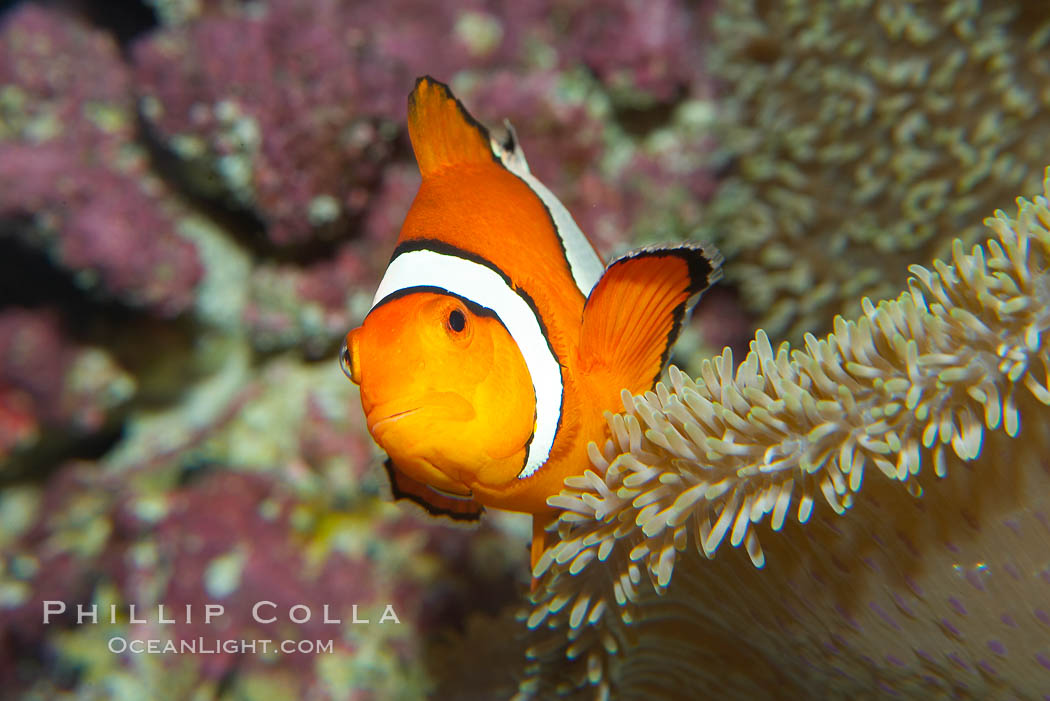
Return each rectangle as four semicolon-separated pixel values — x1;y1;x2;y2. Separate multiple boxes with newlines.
341;77;721;573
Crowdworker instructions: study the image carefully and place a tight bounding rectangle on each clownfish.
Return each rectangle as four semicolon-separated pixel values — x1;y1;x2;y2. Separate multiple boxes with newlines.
340;77;721;572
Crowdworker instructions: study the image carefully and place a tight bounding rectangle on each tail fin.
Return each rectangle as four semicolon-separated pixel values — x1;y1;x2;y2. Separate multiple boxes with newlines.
579;244;722;393
407;76;496;178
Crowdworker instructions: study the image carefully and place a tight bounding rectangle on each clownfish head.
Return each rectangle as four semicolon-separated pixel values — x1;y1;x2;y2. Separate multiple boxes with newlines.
341;290;536;495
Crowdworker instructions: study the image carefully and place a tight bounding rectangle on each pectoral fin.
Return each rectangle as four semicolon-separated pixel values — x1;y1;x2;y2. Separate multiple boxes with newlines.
384;458;484;522
579;244;722;393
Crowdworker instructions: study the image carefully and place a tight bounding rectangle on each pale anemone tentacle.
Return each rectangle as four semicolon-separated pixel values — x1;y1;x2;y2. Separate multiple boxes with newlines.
704;0;1050;343
516;170;1050;699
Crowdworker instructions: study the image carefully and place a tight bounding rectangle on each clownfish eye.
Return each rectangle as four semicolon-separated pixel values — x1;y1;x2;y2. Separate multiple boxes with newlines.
339;341;353;380
447;309;466;333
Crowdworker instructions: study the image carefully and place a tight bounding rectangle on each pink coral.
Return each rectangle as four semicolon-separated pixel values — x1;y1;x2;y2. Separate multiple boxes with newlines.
0;6;202;316
0;5;132;145
0;309;71;426
110;472;370;678
0;308;132;462
560;0;712;102
131;0;713;249
0;388;36;455
0;462;108;636
243;242;376;355
133;0;403;245
130;0;557;246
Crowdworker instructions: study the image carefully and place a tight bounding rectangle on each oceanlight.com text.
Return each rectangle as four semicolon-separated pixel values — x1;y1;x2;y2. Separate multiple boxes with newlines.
108;637;336;655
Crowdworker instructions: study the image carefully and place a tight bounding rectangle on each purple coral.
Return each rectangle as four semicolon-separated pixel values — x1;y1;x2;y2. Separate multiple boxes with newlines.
559;0;712;102
243;241;378;356
110;472;361;678
0;308;69;455
0;6;202;316
129;0;557;246
130;0;712;248
0;309;132;461
0;462;110;636
0;310;70;438
132;0;404;246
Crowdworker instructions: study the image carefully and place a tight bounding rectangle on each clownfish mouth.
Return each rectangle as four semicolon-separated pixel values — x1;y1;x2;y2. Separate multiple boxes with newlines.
371;407;421;433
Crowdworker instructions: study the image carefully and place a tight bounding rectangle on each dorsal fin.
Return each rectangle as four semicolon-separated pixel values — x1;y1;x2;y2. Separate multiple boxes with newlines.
491;119;531;174
408;76;496;177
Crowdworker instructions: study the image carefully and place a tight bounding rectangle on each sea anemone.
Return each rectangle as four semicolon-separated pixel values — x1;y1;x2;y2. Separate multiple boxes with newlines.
705;0;1050;343
521;170;1050;698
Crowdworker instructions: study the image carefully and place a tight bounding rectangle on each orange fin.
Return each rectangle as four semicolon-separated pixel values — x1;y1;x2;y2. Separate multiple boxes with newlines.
580;244;722;393
383;458;484;522
408;76;496;178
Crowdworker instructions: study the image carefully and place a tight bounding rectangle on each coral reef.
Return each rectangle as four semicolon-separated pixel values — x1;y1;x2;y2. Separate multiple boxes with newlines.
522;173;1050;698
705;0;1050;343
132;0;398;246
0;309;134;464
131;0;718;250
0;356;528;699
244;244;375;358
558;0;711;104
0;5;203;316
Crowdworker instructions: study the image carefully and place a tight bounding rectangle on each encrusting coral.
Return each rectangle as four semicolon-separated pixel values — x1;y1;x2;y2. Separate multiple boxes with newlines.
521;171;1050;698
0;309;134;463
705;0;1050;343
0;5;203;316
